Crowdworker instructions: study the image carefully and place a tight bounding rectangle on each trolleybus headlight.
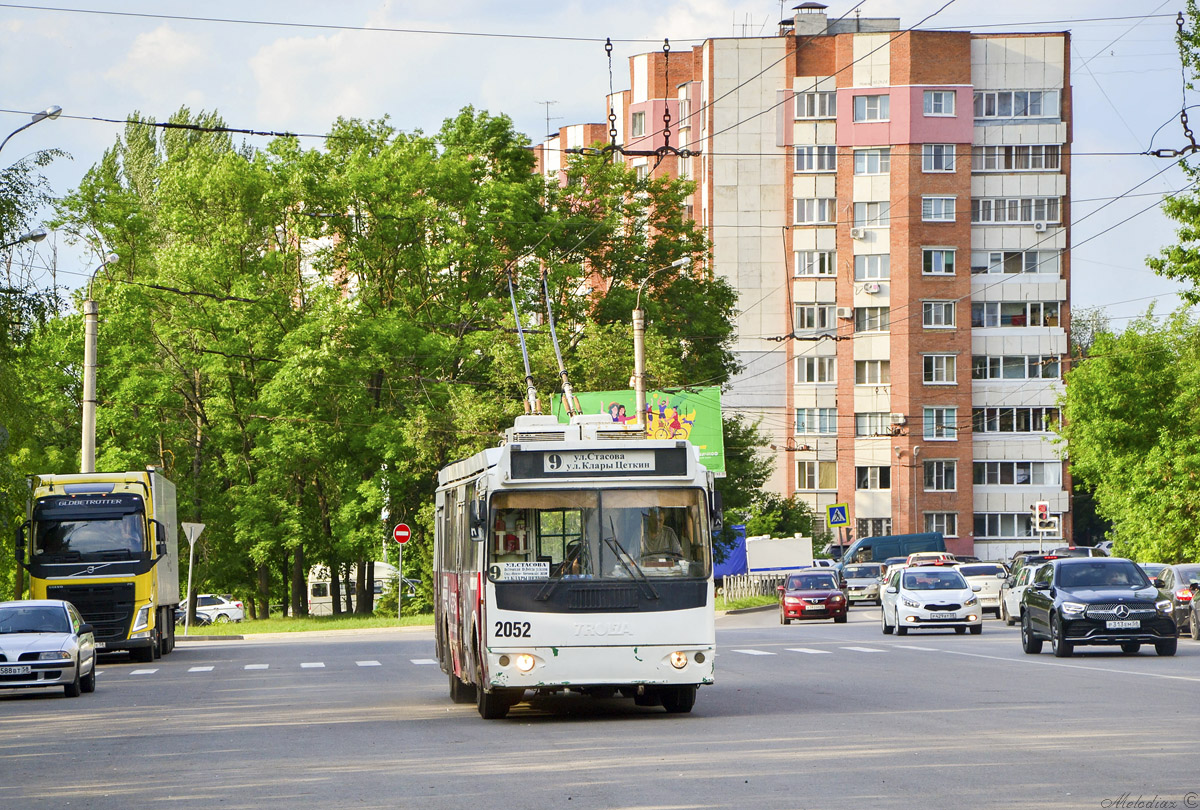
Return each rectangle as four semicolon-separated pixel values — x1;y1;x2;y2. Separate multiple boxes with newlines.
669;651;689;670
515;654;536;673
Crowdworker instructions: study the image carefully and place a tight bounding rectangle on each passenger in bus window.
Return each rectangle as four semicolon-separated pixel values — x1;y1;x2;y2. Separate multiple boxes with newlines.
643;509;682;556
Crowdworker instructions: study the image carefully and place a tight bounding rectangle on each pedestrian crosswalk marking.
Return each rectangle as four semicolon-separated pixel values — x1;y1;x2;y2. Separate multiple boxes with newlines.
300;662;325;668
786;647;831;654
839;646;886;653
731;649;775;656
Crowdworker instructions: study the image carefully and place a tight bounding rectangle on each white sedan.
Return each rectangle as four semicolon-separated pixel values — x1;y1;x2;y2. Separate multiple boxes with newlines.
0;599;97;697
195;595;245;623
956;563;1008;618
880;565;983;635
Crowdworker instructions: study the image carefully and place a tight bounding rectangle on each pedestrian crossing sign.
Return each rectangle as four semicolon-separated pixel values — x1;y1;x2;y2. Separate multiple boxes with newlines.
827;503;849;528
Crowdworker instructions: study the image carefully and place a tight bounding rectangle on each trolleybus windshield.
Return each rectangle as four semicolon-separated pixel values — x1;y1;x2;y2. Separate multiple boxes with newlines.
487;488;709;582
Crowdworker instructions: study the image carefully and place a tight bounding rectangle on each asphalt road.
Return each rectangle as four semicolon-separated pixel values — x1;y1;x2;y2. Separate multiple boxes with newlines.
2;608;1199;810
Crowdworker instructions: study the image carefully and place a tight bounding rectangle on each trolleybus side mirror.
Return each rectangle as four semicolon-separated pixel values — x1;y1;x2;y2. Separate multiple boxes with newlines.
710;491;724;534
469;500;486;542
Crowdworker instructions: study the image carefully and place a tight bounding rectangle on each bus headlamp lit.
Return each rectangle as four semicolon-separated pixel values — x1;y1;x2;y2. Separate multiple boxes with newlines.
669;651;689;670
515;654;536;673
131;606;151;633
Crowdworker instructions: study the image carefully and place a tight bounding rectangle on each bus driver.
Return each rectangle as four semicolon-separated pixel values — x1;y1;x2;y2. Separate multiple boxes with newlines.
643;509;682;557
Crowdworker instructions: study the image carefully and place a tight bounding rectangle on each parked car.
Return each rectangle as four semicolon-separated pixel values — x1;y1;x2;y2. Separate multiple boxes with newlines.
0;599;96;697
1048;546;1109;558
956;563;1008;618
842;563;884;606
195;595;244;624
778;571;848;624
999;562;1045;626
1010;553;1063;581
1020;558;1177;657
907;551;955;566
1138;562;1168;581
880;565;983;636
1152;564;1200;636
175;608;212;627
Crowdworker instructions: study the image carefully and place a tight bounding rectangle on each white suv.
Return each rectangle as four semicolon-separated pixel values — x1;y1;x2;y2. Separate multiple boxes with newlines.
881;565;983;636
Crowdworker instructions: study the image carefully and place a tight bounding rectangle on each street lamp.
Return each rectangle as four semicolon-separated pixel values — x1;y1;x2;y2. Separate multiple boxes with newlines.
632;256;692;431
0;227;48;250
0;105;63;155
81;252;119;474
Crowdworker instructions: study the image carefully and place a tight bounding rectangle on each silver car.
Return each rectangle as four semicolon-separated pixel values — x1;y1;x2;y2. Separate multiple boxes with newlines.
0;600;96;697
842;563;884;605
957;563;1008;618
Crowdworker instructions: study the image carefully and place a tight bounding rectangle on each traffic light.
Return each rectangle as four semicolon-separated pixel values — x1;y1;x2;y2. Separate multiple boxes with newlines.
1033;501;1050;531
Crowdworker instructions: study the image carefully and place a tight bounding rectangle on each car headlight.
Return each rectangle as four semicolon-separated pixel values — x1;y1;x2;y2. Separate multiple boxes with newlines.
829;594;845;602
37;651;71;661
131;605;151;632
1060;601;1087;616
1156;600;1174;614
784;597;802;605
964;596;979;607
902;597;920;609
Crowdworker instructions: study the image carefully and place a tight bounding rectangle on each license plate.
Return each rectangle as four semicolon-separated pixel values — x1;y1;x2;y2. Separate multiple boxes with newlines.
95;642;107;650
1106;620;1140;629
930;612;957;620
805;604;826;611
0;665;32;676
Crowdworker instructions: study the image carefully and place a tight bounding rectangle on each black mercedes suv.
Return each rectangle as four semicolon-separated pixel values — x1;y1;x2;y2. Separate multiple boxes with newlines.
1020;557;1177;657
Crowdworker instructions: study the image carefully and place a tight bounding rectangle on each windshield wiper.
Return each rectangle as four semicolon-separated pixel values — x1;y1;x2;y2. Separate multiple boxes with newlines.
534;540;592;601
601;518;658;600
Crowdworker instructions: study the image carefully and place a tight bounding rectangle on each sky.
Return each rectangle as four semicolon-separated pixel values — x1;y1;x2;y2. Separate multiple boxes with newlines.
0;0;1194;326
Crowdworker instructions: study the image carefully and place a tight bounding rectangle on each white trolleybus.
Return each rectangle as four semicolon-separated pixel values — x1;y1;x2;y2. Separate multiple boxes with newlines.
435;413;719;719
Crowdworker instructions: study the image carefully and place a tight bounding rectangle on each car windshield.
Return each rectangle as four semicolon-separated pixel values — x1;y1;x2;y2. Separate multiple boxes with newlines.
0;606;70;634
487;488;710;581
1058;562;1149;589
902;570;967;590
843;565;881;579
788;574;837;590
958;564;1005;577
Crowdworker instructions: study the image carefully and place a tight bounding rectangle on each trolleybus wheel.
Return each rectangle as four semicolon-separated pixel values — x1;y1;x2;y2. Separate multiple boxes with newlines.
449;672;476;704
477;686;520;719
660;685;697;714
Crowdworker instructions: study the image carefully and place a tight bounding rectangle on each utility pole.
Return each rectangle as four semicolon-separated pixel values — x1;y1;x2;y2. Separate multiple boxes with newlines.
538;100;561;138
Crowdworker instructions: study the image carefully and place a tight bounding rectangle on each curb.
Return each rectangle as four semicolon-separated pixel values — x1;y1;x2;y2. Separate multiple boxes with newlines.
176;634;243;642
721;604;777;615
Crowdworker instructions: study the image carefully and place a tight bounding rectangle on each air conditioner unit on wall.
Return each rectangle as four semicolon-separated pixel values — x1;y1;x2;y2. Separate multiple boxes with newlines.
849;227;866;239
1033;221;1048;232
863;282;881;294
890;412;907;426
836;306;854;320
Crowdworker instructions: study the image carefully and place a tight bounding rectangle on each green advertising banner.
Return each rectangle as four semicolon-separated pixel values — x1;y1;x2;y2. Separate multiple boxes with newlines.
552;387;725;475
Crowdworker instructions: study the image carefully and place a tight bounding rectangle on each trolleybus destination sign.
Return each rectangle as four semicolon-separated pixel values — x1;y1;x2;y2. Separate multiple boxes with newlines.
509;447;688;479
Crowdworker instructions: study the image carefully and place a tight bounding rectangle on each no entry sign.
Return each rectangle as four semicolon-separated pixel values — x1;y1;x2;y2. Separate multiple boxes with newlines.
393;523;411;544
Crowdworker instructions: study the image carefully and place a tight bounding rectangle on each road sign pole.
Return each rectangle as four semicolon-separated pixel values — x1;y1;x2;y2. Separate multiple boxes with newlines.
397;543;403;621
181;523;205;636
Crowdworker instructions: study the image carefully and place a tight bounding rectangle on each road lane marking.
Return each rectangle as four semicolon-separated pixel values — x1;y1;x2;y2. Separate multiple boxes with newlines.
300;662;325;669
356;661;382;667
786;648;832;654
244;664;269;670
731;649;775;656
410;659;439;665
130;669;158;675
940;649;1200;683
894;645;939;651
840;646;886;653
188;666;215;672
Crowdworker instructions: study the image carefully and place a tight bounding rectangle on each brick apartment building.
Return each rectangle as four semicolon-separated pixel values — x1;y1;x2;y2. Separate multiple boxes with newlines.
536;3;1071;558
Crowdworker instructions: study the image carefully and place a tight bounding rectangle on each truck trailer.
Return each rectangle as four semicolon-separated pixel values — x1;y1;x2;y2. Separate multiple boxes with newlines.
16;469;180;661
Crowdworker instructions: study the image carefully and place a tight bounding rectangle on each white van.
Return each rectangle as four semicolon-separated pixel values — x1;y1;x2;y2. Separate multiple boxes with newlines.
307;561;397;615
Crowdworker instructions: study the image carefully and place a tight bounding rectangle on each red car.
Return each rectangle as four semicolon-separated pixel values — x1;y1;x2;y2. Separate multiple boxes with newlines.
778;570;848;624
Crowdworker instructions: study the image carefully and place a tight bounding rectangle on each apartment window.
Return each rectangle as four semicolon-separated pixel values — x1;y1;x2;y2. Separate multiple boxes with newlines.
974;513;1047;539
857;518;892;539
634;163;649;182
923;355;957;384
922;196;956;222
853;148;891;175
855;360;890;385
922;301;955;328
972;407;1060;434
855;412;891;437
972;144;1061;172
924;406;958;440
795;198;836;224
971;355;1061;380
924;90;956;116
973;90;1060;120
853;94;890;122
795;250;836;277
795;304;837;331
854;307;890;333
631;111;646;137
677;95;691;124
923;248;955;276
796;91;837;119
924;460;957;492
797;460;838;490
971;250;1060;275
795;145;837;172
796;407;837;435
971;301;1060;328
924;512;958;537
853;201;891;228
854;254;890;280
797;356;836;383
973;461;1063;487
971;197;1061;224
922;144;956;173
856;466;891;490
